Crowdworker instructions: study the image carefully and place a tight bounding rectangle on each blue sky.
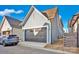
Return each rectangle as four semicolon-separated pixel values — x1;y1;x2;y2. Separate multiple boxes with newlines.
0;5;79;30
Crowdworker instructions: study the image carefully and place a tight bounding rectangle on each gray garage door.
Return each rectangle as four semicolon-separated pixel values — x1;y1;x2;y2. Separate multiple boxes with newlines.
25;27;47;43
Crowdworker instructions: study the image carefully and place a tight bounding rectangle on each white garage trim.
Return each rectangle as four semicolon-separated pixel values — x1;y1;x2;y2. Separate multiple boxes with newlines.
23;25;51;44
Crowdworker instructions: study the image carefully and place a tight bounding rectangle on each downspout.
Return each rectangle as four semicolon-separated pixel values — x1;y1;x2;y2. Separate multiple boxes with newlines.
51;21;52;44
48;18;52;44
46;20;52;44
48;21;52;44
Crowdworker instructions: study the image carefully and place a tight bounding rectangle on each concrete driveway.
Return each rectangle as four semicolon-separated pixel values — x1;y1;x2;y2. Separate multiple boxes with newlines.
0;45;60;54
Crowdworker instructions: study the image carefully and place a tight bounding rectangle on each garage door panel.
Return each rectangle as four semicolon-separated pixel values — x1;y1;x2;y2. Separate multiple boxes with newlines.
25;27;47;43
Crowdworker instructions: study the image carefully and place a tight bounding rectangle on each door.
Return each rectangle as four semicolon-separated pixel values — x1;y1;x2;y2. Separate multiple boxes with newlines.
25;27;47;43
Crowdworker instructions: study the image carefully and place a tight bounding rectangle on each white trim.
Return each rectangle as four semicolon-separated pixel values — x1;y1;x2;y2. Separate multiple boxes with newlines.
24;25;51;44
24;25;50;43
1;16;12;32
23;26;47;29
46;25;49;44
22;6;49;28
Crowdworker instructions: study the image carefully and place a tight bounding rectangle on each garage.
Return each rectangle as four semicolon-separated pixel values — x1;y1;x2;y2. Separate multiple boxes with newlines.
25;27;47;43
21;6;52;44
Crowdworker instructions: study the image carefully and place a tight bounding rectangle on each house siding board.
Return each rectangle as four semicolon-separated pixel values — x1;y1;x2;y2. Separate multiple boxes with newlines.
22;6;63;44
64;17;79;47
22;7;49;43
64;33;77;47
12;28;24;41
1;18;12;32
56;13;63;38
51;15;58;43
23;8;49;29
25;27;47;43
58;22;64;38
58;27;63;38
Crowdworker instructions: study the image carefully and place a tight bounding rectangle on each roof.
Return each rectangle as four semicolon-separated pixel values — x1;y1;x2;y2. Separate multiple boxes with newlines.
69;14;79;27
42;7;58;22
1;16;22;29
20;6;58;26
20;6;34;26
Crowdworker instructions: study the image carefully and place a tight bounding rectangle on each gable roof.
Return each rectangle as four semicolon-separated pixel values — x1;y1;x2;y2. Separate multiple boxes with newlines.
69;14;79;27
42;7;58;22
0;16;22;29
20;6;34;26
20;6;58;26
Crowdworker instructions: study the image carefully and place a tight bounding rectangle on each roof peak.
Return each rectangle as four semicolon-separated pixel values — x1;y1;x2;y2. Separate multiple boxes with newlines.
4;15;22;22
43;7;58;13
42;7;58;22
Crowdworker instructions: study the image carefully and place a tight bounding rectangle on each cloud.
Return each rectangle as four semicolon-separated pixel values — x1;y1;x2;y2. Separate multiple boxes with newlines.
63;28;68;33
59;15;61;19
0;9;24;16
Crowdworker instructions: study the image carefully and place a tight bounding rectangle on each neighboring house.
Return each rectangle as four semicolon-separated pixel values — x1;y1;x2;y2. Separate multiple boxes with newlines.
0;16;24;40
69;14;79;33
65;13;79;47
20;6;64;44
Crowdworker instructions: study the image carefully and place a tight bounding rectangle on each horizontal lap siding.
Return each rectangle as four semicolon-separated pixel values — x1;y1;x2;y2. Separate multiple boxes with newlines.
25;27;47;43
51;15;59;43
13;28;25;41
64;33;77;47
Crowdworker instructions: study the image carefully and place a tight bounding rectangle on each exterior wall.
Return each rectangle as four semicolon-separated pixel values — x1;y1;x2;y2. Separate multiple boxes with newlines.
1;18;12;36
64;32;77;47
70;18;79;33
1;18;12;32
51;15;59;43
22;7;51;43
58;26;64;38
12;28;25;41
25;27;47;43
22;7;49;29
73;21;77;32
57;16;64;38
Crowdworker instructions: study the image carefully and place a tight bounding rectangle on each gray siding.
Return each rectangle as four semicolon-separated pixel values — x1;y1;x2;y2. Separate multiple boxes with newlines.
57;15;63;38
58;25;64;38
12;28;25;41
64;33;77;47
51;15;59;43
25;27;47;43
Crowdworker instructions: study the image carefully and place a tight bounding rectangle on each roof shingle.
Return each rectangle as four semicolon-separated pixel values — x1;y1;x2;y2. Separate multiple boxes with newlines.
43;7;58;22
70;14;79;27
5;16;22;28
